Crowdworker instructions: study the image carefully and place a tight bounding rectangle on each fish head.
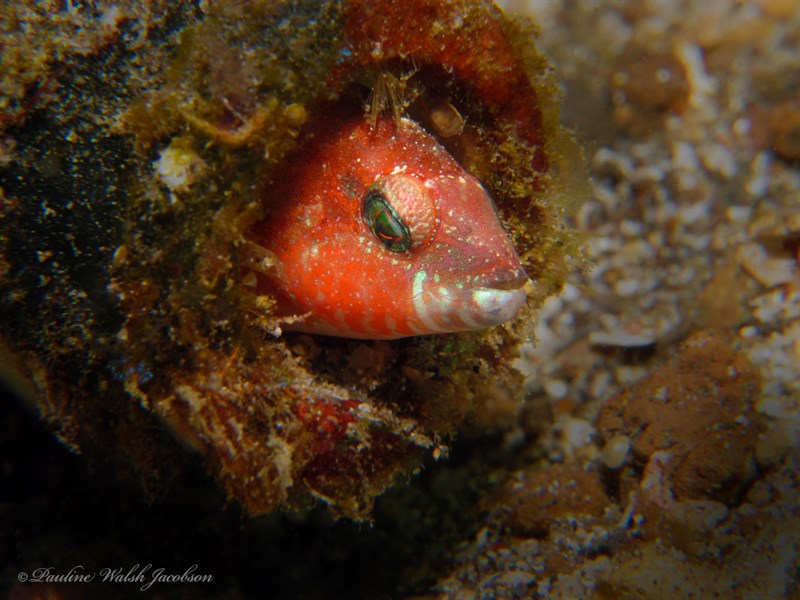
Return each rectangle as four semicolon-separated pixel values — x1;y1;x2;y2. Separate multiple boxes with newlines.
252;114;529;339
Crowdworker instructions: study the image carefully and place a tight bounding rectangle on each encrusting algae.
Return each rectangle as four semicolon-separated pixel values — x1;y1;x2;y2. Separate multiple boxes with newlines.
0;0;584;518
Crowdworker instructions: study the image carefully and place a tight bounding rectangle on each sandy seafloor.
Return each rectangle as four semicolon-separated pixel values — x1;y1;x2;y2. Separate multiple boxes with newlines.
1;0;799;599
437;0;800;597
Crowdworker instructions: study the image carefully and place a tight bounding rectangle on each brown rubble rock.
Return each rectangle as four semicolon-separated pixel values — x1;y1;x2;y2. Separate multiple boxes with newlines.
609;44;690;133
596;331;761;503
494;465;611;538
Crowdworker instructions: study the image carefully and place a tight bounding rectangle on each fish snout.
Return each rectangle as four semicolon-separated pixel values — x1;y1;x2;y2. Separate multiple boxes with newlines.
467;267;529;327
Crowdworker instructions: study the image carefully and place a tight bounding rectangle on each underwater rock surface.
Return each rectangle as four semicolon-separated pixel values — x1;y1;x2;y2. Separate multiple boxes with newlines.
0;0;580;520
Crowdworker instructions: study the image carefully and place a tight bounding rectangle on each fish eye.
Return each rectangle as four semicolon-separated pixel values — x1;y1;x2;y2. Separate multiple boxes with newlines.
363;189;411;252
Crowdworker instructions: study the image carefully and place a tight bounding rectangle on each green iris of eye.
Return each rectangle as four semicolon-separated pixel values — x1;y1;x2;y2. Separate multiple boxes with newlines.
363;191;411;252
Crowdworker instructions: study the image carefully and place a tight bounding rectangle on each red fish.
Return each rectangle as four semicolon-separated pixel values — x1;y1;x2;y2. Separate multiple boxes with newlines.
250;109;528;339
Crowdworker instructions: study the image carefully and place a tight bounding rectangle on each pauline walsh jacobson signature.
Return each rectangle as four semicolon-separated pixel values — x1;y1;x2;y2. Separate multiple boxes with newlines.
19;564;213;591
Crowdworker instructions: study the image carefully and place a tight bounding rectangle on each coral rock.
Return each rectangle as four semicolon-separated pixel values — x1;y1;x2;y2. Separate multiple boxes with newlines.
596;331;761;503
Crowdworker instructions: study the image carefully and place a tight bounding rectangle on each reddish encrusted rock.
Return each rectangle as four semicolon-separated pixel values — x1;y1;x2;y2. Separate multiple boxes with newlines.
0;0;583;519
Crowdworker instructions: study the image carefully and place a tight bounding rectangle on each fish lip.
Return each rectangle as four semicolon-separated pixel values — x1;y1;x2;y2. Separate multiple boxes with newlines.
480;268;530;291
466;268;529;326
469;285;528;326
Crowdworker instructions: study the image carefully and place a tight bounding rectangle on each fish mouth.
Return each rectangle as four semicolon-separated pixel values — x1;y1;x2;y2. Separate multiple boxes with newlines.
468;270;529;326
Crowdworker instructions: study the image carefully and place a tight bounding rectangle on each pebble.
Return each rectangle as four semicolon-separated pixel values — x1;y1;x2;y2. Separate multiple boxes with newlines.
589;331;657;348
745;153;772;197
589;371;613;400
739;325;759;339
676;42;715;108
678;201;711;224
738;243;798;287
726;205;752;222
751;289;799;325
588;235;619;256
698;144;736;179
545;379;569;400
601;435;631;469
496;570;537;590
614;278;641;297
672;141;699;171
620;219;644;237
561;417;595;453
615;365;649;385
630;165;664;184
